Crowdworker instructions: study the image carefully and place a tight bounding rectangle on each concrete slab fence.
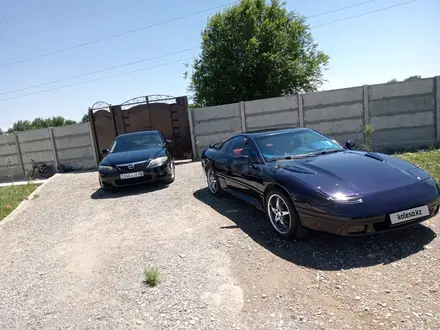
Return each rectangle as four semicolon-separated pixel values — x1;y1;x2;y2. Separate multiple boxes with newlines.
0;122;97;183
1;76;439;181
189;76;440;158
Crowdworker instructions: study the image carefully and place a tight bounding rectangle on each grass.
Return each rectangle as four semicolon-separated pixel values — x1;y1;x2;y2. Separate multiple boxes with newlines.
0;184;38;221
396;149;440;183
143;266;160;287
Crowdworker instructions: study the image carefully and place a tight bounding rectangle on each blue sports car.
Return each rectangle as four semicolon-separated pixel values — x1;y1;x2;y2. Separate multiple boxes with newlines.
201;127;440;239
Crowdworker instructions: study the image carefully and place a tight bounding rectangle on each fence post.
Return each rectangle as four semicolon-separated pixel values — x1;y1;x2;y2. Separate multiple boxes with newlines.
297;94;304;127
435;76;440;142
239;101;247;132
187;108;198;160
48;127;59;169
109;104;118;137
88;108;100;166
13;132;26;180
362;85;370;144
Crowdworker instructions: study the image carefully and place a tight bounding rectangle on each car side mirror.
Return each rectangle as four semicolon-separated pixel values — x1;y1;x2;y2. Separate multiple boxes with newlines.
165;139;172;145
102;148;110;155
234;155;251;166
345;140;356;150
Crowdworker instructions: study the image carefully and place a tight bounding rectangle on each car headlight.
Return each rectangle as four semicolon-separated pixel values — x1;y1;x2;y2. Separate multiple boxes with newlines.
331;192;362;203
407;167;430;181
316;185;362;203
148;156;168;167
423;176;437;187
99;165;116;172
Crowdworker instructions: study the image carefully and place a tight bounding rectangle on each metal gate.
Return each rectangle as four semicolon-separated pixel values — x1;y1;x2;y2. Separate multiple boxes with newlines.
89;95;192;162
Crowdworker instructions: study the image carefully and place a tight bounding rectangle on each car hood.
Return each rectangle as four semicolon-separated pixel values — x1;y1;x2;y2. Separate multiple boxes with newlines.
100;148;165;166
273;151;429;197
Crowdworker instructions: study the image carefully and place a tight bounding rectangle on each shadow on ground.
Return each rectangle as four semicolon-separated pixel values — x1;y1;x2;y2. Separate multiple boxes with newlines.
175;159;197;166
193;188;437;271
91;182;168;199
57;169;97;175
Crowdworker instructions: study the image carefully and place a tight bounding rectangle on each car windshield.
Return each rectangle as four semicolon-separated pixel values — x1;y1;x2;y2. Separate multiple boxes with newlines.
111;132;163;153
254;130;344;161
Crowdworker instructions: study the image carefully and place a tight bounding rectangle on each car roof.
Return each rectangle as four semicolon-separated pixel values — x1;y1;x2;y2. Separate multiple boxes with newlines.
243;127;311;137
116;130;161;139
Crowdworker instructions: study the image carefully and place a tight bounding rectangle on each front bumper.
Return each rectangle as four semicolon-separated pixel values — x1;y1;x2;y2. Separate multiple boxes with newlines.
298;196;440;236
99;162;172;187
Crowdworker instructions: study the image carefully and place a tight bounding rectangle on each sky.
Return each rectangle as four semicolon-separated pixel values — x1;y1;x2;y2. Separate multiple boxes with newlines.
0;0;439;130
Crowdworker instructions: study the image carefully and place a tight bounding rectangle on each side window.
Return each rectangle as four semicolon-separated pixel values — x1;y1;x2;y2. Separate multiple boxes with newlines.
243;139;260;163
219;139;233;153
228;137;247;157
228;137;260;162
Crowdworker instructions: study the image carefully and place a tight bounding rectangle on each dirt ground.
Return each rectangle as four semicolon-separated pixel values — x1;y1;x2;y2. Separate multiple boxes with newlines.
0;161;439;329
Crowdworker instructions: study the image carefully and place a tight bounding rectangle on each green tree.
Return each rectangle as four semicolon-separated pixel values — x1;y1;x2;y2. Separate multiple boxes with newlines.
50;116;66;127
81;114;89;122
64;119;77;125
404;75;421;81
388;75;422;83
31;117;50;129
7;116;77;132
188;0;329;107
9;120;33;132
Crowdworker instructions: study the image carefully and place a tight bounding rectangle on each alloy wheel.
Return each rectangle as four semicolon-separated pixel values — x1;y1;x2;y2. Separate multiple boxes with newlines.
207;169;218;194
170;162;175;179
267;194;291;234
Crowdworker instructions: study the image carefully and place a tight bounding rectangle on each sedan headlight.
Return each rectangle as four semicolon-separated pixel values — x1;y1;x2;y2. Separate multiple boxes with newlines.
148;156;168;167
99;165;116;172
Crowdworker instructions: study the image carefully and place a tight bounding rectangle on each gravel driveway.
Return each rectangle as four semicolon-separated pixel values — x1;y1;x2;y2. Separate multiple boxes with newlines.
0;160;439;329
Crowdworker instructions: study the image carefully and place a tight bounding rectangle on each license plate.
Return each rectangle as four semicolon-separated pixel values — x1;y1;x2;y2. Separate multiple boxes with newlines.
389;205;430;225
120;171;144;179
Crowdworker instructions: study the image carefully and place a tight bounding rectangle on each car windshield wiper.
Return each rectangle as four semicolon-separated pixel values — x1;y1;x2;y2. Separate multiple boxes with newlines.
309;148;345;156
266;154;315;162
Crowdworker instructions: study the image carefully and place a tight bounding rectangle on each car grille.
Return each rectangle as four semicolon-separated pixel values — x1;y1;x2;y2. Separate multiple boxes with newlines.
116;161;148;172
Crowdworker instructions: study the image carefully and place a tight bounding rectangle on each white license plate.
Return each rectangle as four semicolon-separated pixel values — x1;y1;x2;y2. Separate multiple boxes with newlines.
120;171;144;180
389;205;430;225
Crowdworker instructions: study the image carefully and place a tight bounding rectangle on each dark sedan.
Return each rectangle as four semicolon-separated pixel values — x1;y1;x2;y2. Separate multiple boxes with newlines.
201;127;440;239
98;130;175;190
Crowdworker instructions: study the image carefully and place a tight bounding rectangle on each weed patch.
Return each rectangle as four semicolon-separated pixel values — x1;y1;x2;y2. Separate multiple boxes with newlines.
143;266;160;287
0;184;38;221
396;149;440;183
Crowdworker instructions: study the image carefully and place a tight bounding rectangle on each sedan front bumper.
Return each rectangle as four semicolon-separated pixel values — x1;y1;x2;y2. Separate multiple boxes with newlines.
99;162;172;187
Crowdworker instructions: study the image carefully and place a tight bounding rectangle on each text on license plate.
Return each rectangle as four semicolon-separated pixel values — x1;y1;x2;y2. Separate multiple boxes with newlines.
120;171;144;179
389;205;429;225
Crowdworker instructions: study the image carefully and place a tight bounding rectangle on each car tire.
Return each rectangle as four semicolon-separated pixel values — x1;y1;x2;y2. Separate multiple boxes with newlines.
206;165;223;196
266;188;307;240
164;161;176;184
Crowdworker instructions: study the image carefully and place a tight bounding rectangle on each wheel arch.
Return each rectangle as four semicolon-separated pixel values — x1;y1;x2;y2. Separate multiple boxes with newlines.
203;159;214;173
263;181;308;238
263;183;293;207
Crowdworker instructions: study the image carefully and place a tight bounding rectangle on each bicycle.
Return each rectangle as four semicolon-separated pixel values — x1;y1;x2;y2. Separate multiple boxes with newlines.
28;159;55;180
